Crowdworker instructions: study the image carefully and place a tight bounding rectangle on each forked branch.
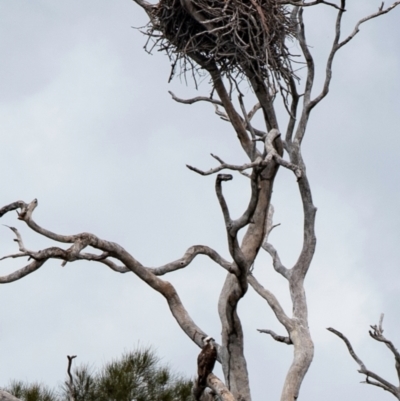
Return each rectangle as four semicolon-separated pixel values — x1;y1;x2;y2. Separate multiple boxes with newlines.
66;355;77;401
338;1;400;49
0;199;225;354
328;316;400;399
305;0;400;115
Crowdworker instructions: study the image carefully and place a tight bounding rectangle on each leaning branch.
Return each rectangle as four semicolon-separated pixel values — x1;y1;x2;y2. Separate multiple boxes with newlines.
207;374;237;401
307;1;400;114
327;326;400;397
306;0;345;113
368;314;400;383
149;245;237;275
0;199;218;353
338;1;400;49
169;91;223;107
262;243;290;278
248;274;293;330
187;154;265;176
257;329;293;345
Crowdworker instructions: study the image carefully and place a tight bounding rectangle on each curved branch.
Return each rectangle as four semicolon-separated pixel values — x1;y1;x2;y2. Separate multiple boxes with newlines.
292;170;317;277
261;204;288;278
338;1;400;49
149;245;237;275
0;259;46;283
262;243;290;278
263;129;302;179
186;155;264;176
285;76;300;147
0;201;26;218
248;274;293;330
305;1;400;116
0;200;216;353
207;373;237;401
328;327;400;397
298;8;315;112
306;0;345;113
187;54;254;159
238;96;257;154
368;314;400;383
214;104;266;138
257;329;293;345
169;91;223;106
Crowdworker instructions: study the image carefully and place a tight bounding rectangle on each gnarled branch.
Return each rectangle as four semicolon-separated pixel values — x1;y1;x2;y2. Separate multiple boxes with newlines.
328;322;400;398
257;329;293;345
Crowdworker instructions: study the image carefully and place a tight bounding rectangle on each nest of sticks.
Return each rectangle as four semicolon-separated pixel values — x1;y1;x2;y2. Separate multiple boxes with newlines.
144;0;297;84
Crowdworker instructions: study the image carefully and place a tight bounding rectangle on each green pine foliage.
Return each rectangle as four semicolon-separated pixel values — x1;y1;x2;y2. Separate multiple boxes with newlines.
2;348;193;401
4;381;58;401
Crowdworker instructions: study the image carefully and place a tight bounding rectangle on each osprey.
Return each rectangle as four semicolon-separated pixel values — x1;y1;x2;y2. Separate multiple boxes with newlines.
197;336;217;386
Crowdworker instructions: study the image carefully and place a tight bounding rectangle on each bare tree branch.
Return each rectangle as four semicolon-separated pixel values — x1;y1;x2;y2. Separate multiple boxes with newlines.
262;243;290;278
238;95;256;142
327;327;367;370
306;0;345;113
66;355;77;401
368;314;400;384
207;373;237;401
214;104;266;138
247;102;261;122
257;329;293;345
3;225;34;254
263;129;302;179
186;155;265;176
149;245;237;275
169;91;223;106
188;56;254;159
327;326;400;398
248;274;293;330
279;0;345;10
0;201;26;218
304;1;400;116
0;200;217;353
338;2;400;49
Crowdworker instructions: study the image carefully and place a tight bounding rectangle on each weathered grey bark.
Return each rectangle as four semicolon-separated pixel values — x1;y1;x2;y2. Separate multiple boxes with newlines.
329;314;400;399
1;2;400;401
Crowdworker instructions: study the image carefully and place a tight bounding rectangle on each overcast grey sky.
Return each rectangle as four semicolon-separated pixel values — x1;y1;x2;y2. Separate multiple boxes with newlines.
0;1;399;400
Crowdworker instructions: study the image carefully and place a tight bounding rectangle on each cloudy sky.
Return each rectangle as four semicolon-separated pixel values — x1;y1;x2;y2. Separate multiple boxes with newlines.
0;1;399;400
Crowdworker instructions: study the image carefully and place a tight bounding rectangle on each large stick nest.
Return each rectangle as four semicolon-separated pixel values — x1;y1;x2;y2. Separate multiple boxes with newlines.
144;0;297;84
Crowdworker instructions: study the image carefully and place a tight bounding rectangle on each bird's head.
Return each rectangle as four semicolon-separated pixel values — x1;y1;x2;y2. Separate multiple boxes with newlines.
203;336;215;345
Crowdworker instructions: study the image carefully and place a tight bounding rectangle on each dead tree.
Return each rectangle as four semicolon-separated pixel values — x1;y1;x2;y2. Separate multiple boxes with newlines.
328;314;400;399
1;1;399;401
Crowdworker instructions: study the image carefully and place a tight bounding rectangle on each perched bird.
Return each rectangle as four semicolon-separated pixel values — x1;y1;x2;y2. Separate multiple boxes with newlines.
197;336;217;386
